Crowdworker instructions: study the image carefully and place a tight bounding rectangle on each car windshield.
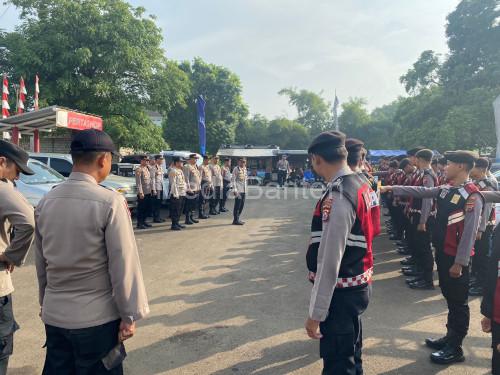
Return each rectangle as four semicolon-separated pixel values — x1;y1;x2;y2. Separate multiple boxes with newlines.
19;160;65;185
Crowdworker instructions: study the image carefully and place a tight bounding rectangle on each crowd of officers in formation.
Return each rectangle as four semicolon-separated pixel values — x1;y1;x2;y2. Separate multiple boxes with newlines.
134;153;248;230
379;147;500;372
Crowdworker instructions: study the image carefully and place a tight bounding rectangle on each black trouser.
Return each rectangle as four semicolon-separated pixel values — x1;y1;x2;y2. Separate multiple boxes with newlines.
43;319;123;375
320;285;371;375
170;196;185;227
210;186;221;212
136;194;152;226
278;171;287;187
221;181;230;209
199;182;212;216
233;193;246;222
0;295;19;375
436;251;470;347
153;191;163;221
411;214;434;282
184;191;198;220
472;225;493;287
492;321;500;374
392;205;405;239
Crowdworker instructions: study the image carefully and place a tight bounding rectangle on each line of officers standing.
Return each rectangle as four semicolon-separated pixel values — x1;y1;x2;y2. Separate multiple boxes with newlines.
135;153;248;230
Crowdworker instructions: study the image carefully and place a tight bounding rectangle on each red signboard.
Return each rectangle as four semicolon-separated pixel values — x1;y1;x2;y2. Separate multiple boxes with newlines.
66;112;103;131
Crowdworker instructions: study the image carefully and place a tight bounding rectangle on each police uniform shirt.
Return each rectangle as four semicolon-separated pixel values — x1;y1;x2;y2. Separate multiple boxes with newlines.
309;167;357;322
210;163;223;187
169;168;187;198
0;179;35;297
154;164;164;193
33;172;150;329
419;169;436;225
135;165;152;195
199;164;213;184
392;185;482;266
222;165;232;182
277;159;290;171
148;164;156;193
183;164;201;192
232;166;247;194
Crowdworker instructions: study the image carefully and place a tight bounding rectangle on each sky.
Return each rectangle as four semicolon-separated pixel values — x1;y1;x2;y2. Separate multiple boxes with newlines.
0;0;461;118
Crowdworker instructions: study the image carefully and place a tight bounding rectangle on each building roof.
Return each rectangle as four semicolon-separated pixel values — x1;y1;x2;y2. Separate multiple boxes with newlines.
217;148;277;158
0;106;102;134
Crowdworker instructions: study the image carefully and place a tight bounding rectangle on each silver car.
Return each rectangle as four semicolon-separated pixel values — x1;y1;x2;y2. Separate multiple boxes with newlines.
16;159;65;207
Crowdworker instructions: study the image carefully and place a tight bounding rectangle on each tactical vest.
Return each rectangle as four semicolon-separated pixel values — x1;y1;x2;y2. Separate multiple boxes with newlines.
409;168;438;217
433;182;480;257
475;178;497;226
306;173;379;289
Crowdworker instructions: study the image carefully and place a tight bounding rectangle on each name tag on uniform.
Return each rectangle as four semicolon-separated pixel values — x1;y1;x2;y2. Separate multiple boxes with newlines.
450;194;461;204
322;197;333;222
439;189;448;199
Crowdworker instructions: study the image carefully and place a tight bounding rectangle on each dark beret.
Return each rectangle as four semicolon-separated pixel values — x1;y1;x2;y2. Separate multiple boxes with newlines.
438;157;447;165
474;157;489;169
308;131;346;154
407;146;426;156
345;138;364;151
389;160;399;168
399;158;411;170
415;149;434;162
445;151;478;166
431;159;438;165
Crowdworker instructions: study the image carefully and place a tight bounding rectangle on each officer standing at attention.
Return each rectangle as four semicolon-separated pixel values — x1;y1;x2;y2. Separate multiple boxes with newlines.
33;129;149;374
169;157;187;231
152;155;165;223
210;156;223;215
305;131;377;375
183;154;201;224
135;155;153;230
147;157;157;221
277;154;290;189
0;140;35;374
198;156;213;219
232;158;247;225
382;151;483;365
220;158;232;212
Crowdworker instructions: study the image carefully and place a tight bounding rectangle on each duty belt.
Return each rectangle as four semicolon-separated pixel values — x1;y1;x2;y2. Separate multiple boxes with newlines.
336;268;373;289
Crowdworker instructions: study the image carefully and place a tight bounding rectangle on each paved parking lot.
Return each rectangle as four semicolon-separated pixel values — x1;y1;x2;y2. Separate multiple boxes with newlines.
7;187;493;374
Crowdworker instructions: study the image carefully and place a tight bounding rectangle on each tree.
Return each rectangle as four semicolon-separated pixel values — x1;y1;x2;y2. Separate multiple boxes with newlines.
267;118;309;149
1;0;190;151
164;58;248;154
279;88;331;136
400;50;441;95
235;114;270;145
338;97;370;138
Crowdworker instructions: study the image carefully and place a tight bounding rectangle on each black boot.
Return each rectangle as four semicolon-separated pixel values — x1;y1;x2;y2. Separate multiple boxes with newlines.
185;216;194;225
430;344;465;365
425;336;449;350
408;279;434;290
190;214;199;223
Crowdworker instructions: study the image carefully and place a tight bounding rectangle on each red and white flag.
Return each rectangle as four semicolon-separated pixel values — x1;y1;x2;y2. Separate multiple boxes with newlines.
2;75;9;119
18;77;27;114
34;75;40;111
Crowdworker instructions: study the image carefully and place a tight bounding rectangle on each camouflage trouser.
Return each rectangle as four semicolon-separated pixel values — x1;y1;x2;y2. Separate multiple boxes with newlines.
0;295;19;375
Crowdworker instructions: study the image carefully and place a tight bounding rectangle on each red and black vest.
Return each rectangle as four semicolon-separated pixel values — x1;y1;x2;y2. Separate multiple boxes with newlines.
433;182;481;257
409;168;438;217
475;178;496;226
306;173;380;288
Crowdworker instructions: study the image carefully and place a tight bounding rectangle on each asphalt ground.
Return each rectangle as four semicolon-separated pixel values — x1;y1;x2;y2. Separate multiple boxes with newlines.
6;187;494;374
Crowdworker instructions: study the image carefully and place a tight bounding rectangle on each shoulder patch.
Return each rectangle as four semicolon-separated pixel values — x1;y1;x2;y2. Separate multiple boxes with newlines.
466;194;477;212
322;197;333;222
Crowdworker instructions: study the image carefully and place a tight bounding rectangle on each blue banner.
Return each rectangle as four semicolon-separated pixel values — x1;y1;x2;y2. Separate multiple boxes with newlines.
196;95;206;156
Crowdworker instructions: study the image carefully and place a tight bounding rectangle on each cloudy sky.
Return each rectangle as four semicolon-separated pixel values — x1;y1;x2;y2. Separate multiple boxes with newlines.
0;0;460;118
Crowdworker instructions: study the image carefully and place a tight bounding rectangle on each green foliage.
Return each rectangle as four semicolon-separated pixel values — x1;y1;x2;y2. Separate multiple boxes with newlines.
400;50;441;95
338;97;370;135
1;0;190;151
267;118;309;149
279;88;331;136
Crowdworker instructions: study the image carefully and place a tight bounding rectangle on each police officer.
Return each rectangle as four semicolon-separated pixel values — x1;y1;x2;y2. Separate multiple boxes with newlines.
305;131;378;375
135;155;153;229
183;154;201;224
152;155;165;223
277;154;290;189
382;151;483;364
34;129;149;374
198;156;213;219
147;157;157;220
232;157;247;225
0;140;35;374
220;158;232;212
169;156;187;231
210;156;223;215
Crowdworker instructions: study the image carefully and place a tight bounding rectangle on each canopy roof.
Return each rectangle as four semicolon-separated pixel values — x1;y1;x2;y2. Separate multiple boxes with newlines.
0;106;103;134
368;150;407;157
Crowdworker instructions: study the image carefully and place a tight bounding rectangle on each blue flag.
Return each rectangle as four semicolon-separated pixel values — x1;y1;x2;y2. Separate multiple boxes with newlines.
196;95;206;156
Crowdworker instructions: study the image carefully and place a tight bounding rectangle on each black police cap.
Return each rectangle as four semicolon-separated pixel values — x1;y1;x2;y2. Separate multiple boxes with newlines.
172;156;185;163
154;154;164;160
415;149;434;162
188;153;199;159
0;140;34;175
308;131;346;154
407;146;425;156
70;129;117;155
345;138;364;152
474;157;489;169
445;151;478;166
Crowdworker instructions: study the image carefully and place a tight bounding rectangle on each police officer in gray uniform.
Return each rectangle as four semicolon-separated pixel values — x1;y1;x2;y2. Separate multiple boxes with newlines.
34;129;149;374
198;156;213;219
169;156;187;231
135;155;153;229
152;155;165;223
0;140;35;374
232;158;248;225
184;154;201;224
